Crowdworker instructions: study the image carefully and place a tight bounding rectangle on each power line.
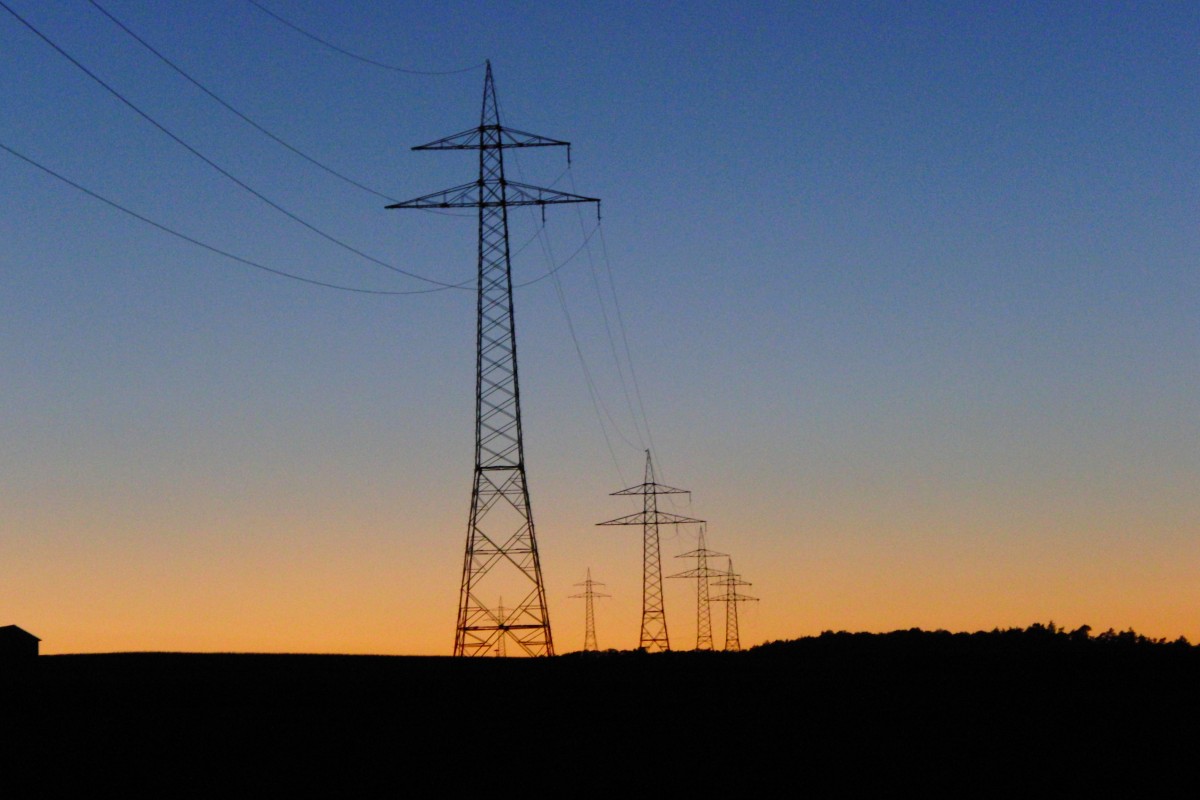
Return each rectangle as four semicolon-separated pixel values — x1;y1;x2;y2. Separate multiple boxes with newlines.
504;150;632;480
543;222;632;477
0;0;468;291
512;221;602;288
595;222;663;474
502;94;654;468
0;141;440;296
498;108;640;483
569;169;647;453
247;0;485;76
3;140;600;298
87;0;401;203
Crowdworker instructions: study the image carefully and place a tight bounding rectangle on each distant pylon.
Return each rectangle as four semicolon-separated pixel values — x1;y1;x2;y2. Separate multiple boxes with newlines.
389;62;598;656
667;524;726;651
711;558;757;652
569;568;610;652
598;451;703;652
492;599;508;657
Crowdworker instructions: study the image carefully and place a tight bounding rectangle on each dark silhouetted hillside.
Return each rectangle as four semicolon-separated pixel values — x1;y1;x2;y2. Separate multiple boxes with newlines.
2;624;1195;792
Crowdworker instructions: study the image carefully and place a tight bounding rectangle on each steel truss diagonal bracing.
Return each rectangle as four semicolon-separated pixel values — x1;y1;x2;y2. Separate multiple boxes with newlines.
390;62;598;656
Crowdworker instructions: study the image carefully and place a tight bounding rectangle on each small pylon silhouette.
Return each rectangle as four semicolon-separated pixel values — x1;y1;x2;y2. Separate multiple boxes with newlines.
492;599;508;657
711;558;757;652
598;451;703;652
569;568;610;652
667;524;726;651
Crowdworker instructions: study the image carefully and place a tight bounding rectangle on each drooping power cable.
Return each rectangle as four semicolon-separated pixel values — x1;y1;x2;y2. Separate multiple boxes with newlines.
247;0;485;76
87;0;401;204
0;0;469;291
0;141;445;296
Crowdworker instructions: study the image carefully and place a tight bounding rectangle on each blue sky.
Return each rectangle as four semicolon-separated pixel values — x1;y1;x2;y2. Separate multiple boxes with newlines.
2;1;1197;653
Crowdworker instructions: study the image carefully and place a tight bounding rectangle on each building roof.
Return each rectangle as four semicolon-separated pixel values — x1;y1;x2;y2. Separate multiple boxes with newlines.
0;625;41;642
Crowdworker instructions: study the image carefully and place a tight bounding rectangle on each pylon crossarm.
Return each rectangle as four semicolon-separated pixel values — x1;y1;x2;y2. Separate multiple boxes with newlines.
610;482;689;496
464;623;542;631
495;126;570;149
387;181;596;210
597;510;704;526
386;181;478;208
413;124;571;151
504;181;598;206
675;547;727;559
667;566;724;579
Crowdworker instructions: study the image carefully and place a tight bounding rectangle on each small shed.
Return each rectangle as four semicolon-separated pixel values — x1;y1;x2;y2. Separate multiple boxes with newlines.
0;625;40;657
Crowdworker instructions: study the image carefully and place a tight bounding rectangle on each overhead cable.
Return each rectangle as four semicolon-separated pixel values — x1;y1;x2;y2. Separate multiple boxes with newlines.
0;142;442;296
247;0;485;76
87;0;400;203
512;222;601;288
569;168;648;452
505;149;631;481
592;220;662;468
0;0;468;290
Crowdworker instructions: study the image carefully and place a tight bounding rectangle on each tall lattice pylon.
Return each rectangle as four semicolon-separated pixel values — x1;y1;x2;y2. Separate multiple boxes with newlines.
667;524;726;651
711;558;757;652
598;451;702;652
390;61;598;657
569;568;610;652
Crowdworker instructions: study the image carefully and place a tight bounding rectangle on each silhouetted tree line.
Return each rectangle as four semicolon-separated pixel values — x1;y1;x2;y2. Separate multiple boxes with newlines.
553;621;1194;661
750;620;1194;658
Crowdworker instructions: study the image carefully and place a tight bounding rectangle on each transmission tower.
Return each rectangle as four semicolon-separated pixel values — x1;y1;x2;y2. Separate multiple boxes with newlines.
568;568;610;652
492;599;508;657
667;524;726;651
389;61;599;657
711;558;757;652
598;451;702;652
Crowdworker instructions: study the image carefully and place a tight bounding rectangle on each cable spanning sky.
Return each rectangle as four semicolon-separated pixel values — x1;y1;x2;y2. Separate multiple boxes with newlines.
2;1;1197;654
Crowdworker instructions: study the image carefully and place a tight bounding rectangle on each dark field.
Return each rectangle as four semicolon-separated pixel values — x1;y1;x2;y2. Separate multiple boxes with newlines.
3;626;1196;792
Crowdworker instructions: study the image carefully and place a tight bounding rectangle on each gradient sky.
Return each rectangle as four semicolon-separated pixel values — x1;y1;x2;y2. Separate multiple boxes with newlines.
2;1;1197;654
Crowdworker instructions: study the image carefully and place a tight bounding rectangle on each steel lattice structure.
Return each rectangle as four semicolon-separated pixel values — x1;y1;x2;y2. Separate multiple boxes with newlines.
667;524;726;651
569;568;610;652
390;62;598;656
711;558;757;652
598;451;702;652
